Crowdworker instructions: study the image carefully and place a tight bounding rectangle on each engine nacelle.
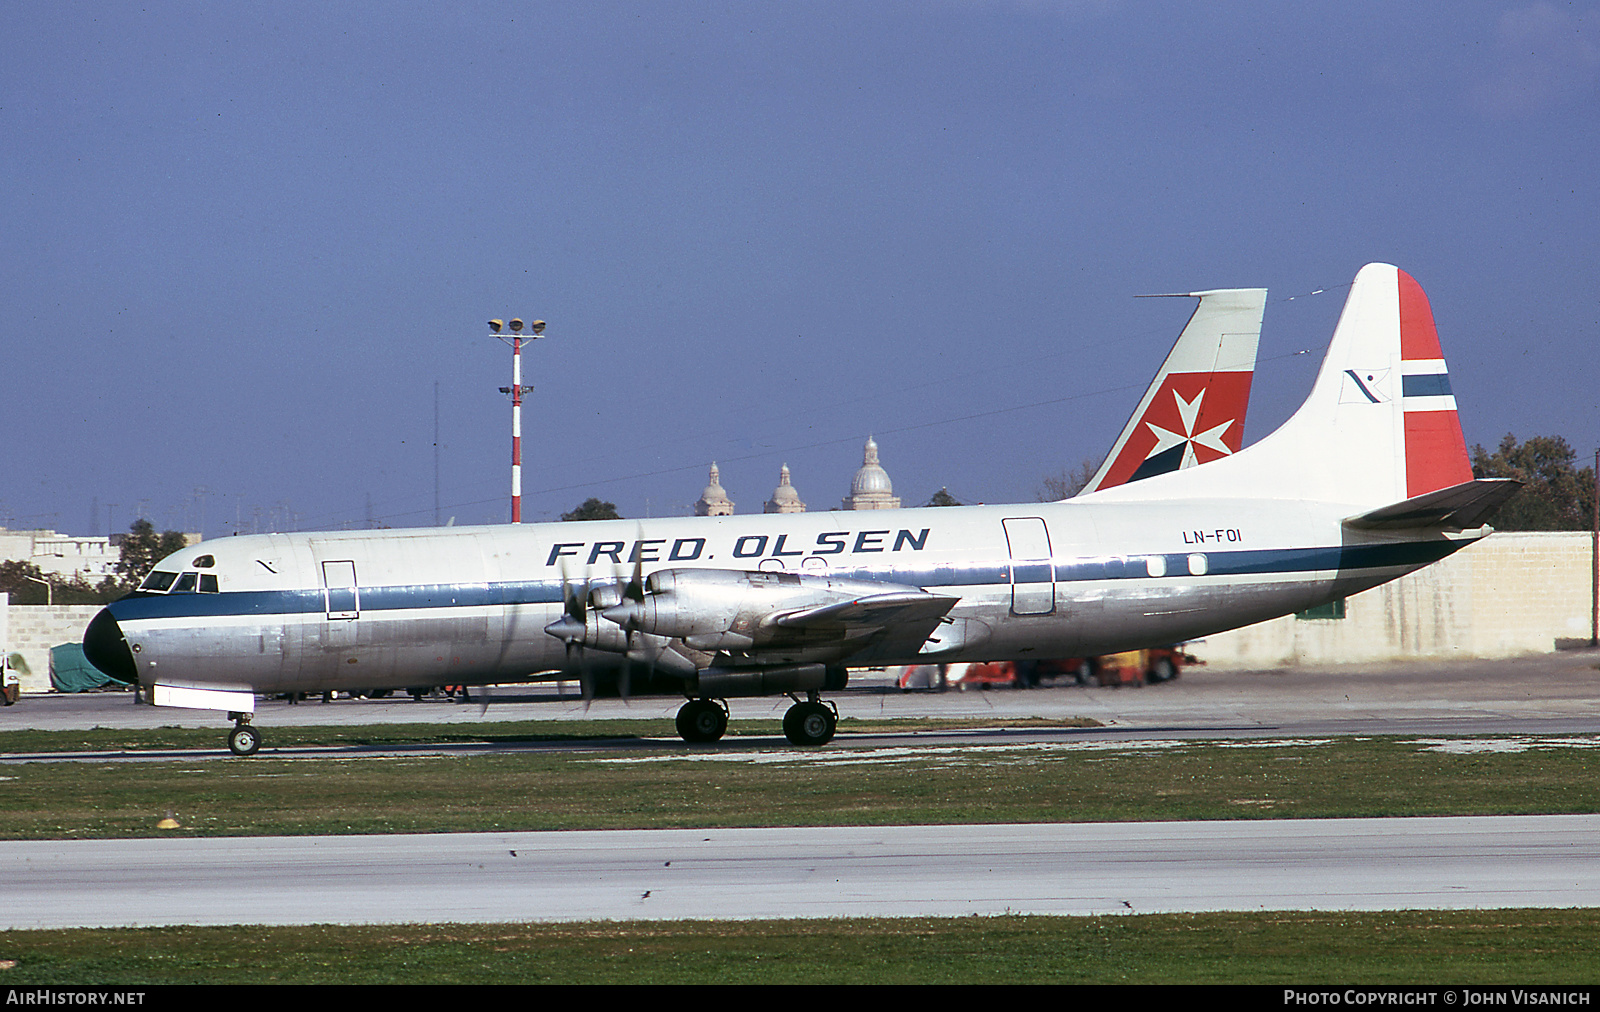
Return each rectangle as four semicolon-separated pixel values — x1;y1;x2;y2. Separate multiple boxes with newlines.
693;663;848;697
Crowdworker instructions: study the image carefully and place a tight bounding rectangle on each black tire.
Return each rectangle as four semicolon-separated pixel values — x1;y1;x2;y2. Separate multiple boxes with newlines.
783;702;835;746
1148;658;1177;683
227;725;261;757
1074;660;1095;686
676;699;727;743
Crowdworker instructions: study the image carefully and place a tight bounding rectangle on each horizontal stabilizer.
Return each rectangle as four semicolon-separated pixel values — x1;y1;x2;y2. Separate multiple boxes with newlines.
1342;478;1522;532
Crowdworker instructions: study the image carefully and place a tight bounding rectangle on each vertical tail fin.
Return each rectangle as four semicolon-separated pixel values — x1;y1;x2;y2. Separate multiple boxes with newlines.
1081;265;1474;511
1079;287;1266;495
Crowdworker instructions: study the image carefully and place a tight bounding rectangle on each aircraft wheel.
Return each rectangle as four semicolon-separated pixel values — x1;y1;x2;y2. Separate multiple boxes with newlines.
676;699;727;743
783;701;836;747
227;724;261;757
1074;660;1095;686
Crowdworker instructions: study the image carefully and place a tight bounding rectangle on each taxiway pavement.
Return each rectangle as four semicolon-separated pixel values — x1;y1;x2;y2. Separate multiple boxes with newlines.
4;815;1597;929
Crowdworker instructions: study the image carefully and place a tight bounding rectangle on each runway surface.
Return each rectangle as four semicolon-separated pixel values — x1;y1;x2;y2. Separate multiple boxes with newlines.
5;654;1598;928
5;815;1598;929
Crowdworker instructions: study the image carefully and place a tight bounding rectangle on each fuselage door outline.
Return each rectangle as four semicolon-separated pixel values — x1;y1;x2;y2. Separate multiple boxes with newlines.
322;560;360;621
1001;517;1055;616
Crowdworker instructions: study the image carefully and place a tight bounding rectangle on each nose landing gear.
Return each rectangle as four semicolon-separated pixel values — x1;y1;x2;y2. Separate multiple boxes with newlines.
227;712;261;756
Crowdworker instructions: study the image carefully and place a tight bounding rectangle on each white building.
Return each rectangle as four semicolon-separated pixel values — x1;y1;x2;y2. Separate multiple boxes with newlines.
0;528;120;581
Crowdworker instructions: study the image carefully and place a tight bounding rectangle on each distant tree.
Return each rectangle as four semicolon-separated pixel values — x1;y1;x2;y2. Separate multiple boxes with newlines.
561;498;622;522
1036;458;1103;501
115;519;191;588
0;559;50;604
924;488;962;507
1471;434;1596;531
0;560;120;605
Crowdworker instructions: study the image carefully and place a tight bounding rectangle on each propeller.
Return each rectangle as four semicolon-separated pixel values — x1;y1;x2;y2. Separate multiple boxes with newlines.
543;533;687;707
615;546;648;702
543;563;597;708
603;541;698;685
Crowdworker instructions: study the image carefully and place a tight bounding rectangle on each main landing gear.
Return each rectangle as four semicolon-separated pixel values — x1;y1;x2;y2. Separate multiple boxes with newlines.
675;698;730;743
672;695;838;746
227;712;261;757
782;696;837;746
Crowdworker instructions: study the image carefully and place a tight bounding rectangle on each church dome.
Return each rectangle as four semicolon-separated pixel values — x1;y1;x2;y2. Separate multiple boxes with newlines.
850;437;894;496
843;437;901;510
694;463;734;516
764;464;806;513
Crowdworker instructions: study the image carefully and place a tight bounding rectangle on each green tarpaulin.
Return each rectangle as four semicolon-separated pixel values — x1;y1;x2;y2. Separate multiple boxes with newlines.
50;642;115;692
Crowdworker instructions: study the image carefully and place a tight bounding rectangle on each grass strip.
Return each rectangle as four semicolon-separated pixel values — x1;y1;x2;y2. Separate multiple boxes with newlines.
2;909;1597;984
0;715;1097;755
2;735;1597;839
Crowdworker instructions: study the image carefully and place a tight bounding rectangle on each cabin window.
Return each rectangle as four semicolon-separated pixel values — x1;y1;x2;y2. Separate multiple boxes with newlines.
1187;553;1208;576
140;571;178;592
1145;555;1168;578
171;572;199;593
198;574;220;593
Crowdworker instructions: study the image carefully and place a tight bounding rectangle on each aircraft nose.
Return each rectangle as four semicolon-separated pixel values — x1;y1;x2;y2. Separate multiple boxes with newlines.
83;608;138;684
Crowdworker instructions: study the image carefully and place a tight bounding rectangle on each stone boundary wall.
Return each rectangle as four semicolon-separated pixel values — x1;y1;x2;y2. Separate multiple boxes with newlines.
4;604;104;693
1193;531;1596;667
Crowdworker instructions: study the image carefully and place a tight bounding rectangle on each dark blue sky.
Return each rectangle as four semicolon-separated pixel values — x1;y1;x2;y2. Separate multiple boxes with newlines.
5;1;1597;536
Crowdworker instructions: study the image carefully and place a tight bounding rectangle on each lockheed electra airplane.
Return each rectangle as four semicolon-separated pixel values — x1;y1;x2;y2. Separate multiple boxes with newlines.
84;264;1514;755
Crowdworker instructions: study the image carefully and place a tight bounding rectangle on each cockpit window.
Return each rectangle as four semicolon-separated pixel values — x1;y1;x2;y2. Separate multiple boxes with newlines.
193;555;215;569
171;572;199;593
199;574;219;593
140;571;179;592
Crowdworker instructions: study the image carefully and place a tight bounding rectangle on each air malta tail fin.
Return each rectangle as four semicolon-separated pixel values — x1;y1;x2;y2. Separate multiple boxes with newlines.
1081;264;1489;518
1078;288;1266;495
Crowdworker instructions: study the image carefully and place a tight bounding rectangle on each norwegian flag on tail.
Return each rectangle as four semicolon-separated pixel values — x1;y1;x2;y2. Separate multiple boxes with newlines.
1397;270;1473;498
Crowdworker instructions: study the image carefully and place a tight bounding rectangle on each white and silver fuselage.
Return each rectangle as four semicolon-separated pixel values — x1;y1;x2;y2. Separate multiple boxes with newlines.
85;497;1472;703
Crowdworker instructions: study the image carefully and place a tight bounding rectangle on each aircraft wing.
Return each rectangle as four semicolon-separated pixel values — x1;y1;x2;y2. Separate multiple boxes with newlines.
768;592;953;662
767;590;959;658
601;569;959;664
1342;478;1523;531
772;590;956;630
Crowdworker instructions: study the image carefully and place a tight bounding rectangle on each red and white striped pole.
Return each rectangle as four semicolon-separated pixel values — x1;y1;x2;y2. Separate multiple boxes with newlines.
511;331;524;523
489;318;545;524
